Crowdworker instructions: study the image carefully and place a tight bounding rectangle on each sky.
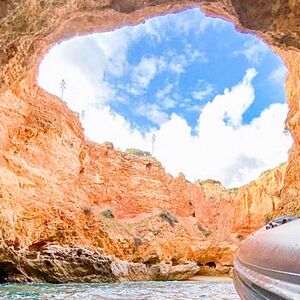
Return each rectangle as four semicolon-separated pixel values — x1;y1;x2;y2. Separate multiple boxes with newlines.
38;8;292;188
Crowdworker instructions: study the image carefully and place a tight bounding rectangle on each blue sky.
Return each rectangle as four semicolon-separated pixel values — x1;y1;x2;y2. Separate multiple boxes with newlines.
104;10;286;130
38;8;291;187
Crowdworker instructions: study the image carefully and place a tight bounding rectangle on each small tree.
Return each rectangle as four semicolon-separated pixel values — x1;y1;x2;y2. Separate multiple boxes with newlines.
103;141;114;150
101;209;115;219
264;213;273;224
126;148;151;157
236;233;244;241
60;79;66;99
159;211;179;226
83;207;92;215
197;222;211;237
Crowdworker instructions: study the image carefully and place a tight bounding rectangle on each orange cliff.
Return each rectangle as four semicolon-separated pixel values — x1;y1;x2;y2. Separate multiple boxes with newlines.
0;0;300;282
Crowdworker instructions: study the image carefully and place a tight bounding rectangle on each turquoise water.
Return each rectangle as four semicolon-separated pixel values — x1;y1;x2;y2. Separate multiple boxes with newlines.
0;280;239;299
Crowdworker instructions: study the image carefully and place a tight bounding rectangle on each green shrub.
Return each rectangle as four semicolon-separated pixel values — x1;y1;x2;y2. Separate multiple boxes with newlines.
264;213;273;224
103;141;114;149
133;236;143;246
83;207;92;215
101;209;115;219
197;222;211;237
197;179;221;185
159;211;178;226
126;148;151;157
236;233;244;241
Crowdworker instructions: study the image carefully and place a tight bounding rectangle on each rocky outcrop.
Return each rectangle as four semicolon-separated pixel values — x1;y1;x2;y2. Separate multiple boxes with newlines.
0;0;299;282
0;243;199;283
0;243;116;283
112;260;199;281
196;163;288;238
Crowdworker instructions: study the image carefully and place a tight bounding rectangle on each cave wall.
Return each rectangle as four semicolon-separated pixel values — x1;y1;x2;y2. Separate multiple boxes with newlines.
0;0;299;258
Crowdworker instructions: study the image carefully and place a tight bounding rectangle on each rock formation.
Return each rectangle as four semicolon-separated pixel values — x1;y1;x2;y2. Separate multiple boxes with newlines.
0;243;199;283
0;0;299;282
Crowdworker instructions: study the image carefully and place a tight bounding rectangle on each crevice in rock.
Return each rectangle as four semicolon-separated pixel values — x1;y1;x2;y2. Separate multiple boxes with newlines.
0;261;23;283
205;261;216;268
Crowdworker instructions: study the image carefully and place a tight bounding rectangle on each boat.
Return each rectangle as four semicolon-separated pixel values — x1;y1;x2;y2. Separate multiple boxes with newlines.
233;218;300;299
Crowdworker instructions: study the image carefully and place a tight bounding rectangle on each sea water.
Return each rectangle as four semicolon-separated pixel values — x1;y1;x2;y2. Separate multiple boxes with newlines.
0;279;239;299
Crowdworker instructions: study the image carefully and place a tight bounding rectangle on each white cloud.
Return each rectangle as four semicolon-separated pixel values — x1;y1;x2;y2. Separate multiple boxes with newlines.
131;57;159;89
186;104;203;112
161;97;177;109
189;68;291;187
268;64;288;85
155;84;178;109
167;46;207;75
156;83;174;100
198;68;257;128
135;103;169;126
81;106;149;151
235;40;269;64
143;69;290;187
192;83;213;101
162;8;227;36
184;44;208;63
38;32;132;111
169;55;187;74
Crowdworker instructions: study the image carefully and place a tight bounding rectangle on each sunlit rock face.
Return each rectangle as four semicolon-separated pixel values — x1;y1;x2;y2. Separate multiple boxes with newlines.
0;0;300;281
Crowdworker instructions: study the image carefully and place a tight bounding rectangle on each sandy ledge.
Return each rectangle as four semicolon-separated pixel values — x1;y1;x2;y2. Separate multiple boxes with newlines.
189;276;232;282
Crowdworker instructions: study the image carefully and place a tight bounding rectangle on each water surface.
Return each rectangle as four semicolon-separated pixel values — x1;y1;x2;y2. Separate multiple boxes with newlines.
0;279;239;300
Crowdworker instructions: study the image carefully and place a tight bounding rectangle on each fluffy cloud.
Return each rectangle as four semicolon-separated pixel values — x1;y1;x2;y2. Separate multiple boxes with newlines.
136;8;225;40
150;69;291;187
132;57;158;88
167;46;207;75
156;84;174;100
190;69;291;186
268;64;288;85
184;44;208;63
198;68;256;128
135;103;169;126
38;32;131;111
192;83;213;101
161;97;177;109
129;56;167;95
81;106;149;151
235;40;269;64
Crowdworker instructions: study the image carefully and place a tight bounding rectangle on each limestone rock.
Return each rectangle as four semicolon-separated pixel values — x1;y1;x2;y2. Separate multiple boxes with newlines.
0;243;199;283
0;0;299;283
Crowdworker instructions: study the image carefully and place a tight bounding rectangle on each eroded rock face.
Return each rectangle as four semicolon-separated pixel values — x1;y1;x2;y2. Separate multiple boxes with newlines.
0;243;116;283
0;0;299;282
197;163;288;238
0;243;199;283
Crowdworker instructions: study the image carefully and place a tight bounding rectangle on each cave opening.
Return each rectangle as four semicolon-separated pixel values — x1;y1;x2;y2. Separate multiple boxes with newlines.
38;8;292;189
0;262;23;283
205;261;217;268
